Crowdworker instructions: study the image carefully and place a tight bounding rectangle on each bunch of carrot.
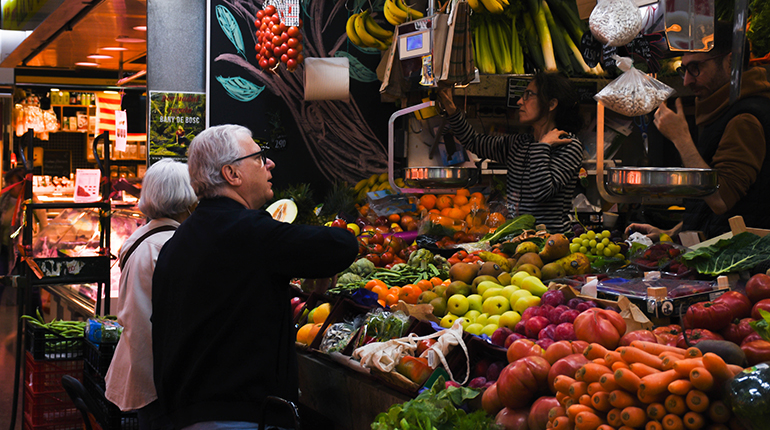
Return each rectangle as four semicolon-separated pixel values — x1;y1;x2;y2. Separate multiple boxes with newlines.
547;340;744;430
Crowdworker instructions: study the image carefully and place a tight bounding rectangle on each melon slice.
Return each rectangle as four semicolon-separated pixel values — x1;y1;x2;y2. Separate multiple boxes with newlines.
267;199;298;223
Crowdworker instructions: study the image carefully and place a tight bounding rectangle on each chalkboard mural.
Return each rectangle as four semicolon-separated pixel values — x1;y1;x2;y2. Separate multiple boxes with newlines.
208;0;397;194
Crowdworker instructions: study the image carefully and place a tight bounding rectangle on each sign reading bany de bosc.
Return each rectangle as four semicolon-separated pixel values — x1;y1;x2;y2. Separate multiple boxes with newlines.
148;91;206;166
2;0;64;30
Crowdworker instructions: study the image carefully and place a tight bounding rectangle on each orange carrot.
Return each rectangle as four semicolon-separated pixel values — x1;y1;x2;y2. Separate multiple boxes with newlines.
646;402;666;421
578;363;613;383
612;361;630;371
607;408;623;427
672;358;705;377
685;390;709;413
614;368;642;392
552;416;573;430
684;347;702;358
661;413;684;430
605;351;624;366
647;421;663;430
579;394;593;407
557;391;570;406
658;351;685;362
562;396;577;409
609;389;638;409
639;369;682;396
593;358;609;368
726;364;744;376
570;381;589;399
619;346;664;369
705;425;728;430
585;343;609;360
618;427;634;430
597;425;616;430
688;367;714;392
591;391;613;412
664;394;687;415
629;362;661;378
620;406;647;428
637;388;668;405
555;375;577;394
630;340;687;356
567;404;596;423
587;382;605;396
682;411;706;430
667;379;693;396
701;353;732;386
550;406;568;420
575;411;606;430
599;373;620;391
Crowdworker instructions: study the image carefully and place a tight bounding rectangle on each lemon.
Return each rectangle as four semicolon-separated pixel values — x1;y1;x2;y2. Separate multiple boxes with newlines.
660;233;672;242
312;302;331;324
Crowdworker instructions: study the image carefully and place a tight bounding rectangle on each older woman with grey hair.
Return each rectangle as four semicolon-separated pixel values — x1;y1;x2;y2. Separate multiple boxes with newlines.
105;159;197;430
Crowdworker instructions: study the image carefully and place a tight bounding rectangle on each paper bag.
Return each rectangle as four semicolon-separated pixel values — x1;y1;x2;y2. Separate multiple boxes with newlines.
618;295;654;332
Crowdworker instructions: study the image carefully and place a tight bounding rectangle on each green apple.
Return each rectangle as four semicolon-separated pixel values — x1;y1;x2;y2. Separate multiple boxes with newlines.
512;295;542;313
508;289;533;305
482;295;511;316
499;311;522;329
520;276;548;297
476;313;489;326
481;287;504;301
486;315;501;327
476;280;503;297
447;294;470;316
501;285;521;301
467;294;484;312
482;324;499;337
463;309;481;323
464;323;485;336
457;316;473;330
511;271;531;287
440;313;459;329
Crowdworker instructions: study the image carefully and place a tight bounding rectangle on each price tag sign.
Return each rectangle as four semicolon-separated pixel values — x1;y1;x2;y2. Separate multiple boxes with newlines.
580;33;603;68
506;77;530;108
282;0;299;26
74;169;101;203
115;110;128;152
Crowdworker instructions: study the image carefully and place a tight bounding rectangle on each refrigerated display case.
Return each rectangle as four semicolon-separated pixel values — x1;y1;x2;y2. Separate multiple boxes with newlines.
32;207;146;316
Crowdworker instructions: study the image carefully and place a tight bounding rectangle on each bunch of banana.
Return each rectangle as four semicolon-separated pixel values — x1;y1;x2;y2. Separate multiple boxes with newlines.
346;10;394;50
383;0;425;26
353;172;404;201
467;0;508;14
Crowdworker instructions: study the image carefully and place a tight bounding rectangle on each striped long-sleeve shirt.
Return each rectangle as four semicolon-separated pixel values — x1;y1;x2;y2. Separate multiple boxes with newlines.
447;110;584;233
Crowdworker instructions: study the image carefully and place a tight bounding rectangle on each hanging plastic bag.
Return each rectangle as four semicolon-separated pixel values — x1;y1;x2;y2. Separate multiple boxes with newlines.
589;0;643;47
594;56;675;117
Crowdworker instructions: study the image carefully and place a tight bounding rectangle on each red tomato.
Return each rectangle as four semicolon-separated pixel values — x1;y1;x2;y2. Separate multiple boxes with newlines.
256;10;264;19
287;26;300;37
380;252;394;265
369;232;384;245
506;339;544;364
721;317;756;344
676;329;724;348
714;290;753;320
270;14;280;24
653;324;682;347
365;254;380;267
683;301;733;332
278;23;287;34
746;273;770;303
741;340;770;366
259;58;269;69
368;244;384;254
280;54;288;64
264;4;276;15
618;329;658;346
497;356;551;409
271;35;281;46
287;48;298;59
415;338;436;356
573;308;627;350
752;298;770;320
286;58;297;69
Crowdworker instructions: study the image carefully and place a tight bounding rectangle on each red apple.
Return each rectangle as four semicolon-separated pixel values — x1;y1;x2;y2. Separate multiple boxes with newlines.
553;323;577;341
525;316;550;339
330;218;347;229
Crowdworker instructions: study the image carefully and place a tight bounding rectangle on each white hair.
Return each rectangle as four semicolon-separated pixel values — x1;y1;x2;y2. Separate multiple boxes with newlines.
138;159;197;219
187;124;252;198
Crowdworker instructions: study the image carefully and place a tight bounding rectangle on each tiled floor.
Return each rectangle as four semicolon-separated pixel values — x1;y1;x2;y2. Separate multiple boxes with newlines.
0;285;24;430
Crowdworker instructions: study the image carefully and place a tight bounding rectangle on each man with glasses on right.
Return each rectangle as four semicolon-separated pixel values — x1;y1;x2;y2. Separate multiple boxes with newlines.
627;21;770;240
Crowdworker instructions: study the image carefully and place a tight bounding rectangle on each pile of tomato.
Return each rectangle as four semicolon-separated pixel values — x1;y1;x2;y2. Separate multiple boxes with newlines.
254;5;304;72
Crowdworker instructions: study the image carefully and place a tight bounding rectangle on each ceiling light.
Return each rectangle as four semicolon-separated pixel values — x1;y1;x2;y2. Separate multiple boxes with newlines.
75;62;99;67
115;36;145;43
133;25;147;31
101;46;128;51
87;54;113;59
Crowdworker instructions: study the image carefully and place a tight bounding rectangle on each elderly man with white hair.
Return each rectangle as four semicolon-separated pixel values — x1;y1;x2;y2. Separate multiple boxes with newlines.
106;158;198;430
151;124;358;430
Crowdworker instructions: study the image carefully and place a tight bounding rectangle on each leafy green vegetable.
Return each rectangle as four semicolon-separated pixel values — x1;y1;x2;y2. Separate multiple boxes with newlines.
750;309;770;342
480;214;537;244
680;232;770;276
748;0;770;58
371;377;495;430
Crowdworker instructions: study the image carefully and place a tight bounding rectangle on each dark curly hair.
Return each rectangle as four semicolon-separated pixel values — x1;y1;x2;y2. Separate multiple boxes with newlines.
532;71;584;135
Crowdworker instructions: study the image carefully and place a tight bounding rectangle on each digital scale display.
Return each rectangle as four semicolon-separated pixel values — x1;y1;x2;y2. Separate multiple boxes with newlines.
406;33;424;52
398;29;431;60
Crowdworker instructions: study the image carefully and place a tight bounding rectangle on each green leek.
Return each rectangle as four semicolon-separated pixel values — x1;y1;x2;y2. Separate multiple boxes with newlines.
525;0;557;71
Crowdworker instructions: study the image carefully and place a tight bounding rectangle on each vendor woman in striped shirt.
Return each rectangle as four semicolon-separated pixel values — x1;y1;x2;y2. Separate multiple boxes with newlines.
437;72;584;233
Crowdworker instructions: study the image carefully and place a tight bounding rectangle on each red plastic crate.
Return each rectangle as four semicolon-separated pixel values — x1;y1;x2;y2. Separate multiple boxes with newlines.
23;413;83;430
25;351;83;394
23;388;83;428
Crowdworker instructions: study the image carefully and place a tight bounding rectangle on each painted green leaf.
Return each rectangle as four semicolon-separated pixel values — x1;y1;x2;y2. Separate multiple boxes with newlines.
216;5;246;58
334;51;378;83
216;76;265;102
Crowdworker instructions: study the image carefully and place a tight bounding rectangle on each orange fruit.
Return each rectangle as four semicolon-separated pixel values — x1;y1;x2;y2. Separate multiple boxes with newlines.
430;277;444;286
441;207;454;218
384;293;400;306
470;192;485;202
378;299;386;307
388;286;401;297
388;213;401;223
436;195;454;210
486;212;507;228
419;194;437;210
296;323;314;344
311;302;331;324
371;284;389;300
469;225;490;236
399;285;420;304
416;279;433;292
453;195;469;207
365;279;387;290
447;207;465;221
308;323;324;344
428;209;441;214
456;188;471;198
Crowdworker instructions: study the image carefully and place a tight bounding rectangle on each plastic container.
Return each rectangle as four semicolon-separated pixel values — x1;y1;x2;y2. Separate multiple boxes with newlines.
83;339;116;389
25;352;83;395
25;322;84;361
83;372;139;430
23;388;82;428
